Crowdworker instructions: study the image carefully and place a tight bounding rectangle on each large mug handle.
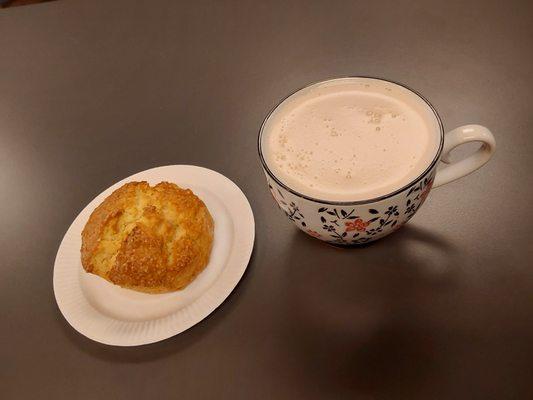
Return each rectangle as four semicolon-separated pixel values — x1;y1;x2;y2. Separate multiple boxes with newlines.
433;124;496;188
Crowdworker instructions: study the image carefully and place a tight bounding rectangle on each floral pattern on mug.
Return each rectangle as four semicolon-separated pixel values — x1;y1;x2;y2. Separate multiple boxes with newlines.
316;206;402;244
345;219;369;232
268;183;308;228
405;177;433;219
265;169;437;245
420;180;433;202
306;230;321;238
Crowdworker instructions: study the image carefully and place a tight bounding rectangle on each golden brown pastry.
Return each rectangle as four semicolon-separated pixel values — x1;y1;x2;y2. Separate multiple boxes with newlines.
81;181;214;293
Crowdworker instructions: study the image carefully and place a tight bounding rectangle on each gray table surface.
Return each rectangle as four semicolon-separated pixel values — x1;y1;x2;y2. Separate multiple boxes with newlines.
1;0;532;399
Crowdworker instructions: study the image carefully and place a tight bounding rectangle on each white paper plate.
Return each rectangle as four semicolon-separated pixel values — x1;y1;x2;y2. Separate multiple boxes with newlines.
53;165;255;346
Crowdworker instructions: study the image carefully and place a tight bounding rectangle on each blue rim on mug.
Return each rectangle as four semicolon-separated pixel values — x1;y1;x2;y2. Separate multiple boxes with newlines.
257;76;445;206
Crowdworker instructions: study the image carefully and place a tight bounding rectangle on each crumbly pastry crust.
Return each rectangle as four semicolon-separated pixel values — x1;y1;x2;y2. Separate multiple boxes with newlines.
81;181;214;293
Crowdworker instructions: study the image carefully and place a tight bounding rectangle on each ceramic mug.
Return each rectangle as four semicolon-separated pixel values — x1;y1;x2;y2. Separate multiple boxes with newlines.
258;77;496;245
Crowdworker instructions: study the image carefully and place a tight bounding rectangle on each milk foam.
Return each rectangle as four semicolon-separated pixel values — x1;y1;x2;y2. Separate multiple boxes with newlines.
261;78;440;201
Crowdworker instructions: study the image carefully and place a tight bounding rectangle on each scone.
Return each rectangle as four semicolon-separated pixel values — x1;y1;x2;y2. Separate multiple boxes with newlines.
81;181;214;293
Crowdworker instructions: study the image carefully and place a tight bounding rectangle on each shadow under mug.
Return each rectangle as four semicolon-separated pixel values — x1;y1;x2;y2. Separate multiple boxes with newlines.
258;76;496;245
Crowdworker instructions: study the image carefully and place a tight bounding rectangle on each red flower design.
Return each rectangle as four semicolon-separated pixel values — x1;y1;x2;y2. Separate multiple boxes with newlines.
345;218;369;232
420;180;433;202
307;229;321;238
